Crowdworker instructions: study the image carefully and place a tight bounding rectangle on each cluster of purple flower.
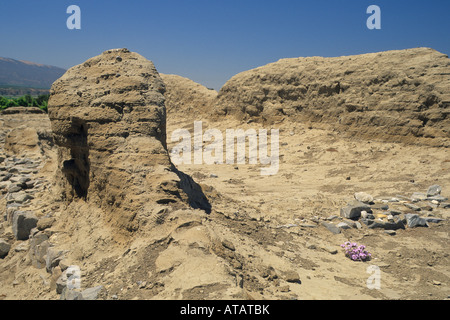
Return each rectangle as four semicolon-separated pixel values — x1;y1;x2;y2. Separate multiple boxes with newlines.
340;242;371;261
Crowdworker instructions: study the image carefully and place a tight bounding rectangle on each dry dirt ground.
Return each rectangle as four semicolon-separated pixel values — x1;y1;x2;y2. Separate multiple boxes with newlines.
0;109;449;300
165;114;450;300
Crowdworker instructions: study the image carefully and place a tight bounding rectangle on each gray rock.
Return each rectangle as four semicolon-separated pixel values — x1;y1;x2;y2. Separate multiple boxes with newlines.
337;222;351;230
81;286;104;300
370;203;389;210
368;220;405;230
411;192;427;201
427;185;442;197
354;192;374;204
1;173;12;182
8;191;33;204
403;203;421;211
423;217;444;224
427;195;448;202
321;222;341;234
0;239;11;258
299;223;317;228
361;218;375;226
12;211;38;240
25;180;35;189
405;213;429;228
441;203;450;209
361;211;376;220
340;200;372;220
7;184;22;193
45;247;66;273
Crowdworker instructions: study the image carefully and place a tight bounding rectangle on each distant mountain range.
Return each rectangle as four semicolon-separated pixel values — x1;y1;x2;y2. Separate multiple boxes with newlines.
0;57;66;90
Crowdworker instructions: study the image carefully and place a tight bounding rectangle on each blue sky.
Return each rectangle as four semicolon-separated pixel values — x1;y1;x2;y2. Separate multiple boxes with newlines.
0;0;449;90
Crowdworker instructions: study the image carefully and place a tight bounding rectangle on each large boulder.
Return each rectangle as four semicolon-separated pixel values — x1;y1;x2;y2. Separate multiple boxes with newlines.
213;48;450;146
48;48;210;232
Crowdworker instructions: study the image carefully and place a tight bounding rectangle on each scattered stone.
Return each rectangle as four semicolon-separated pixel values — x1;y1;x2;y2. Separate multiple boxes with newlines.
354;192;374;204
342;219;357;228
405;213;429;228
340;200;372;220
371;203;389;210
423;217;444;224
367;220;405;230
299;223;317;228
321;222;341;234
403;203;421;211
283;270;301;283
441;203;450;209
384;230;396;236
361;210;375;219
427;195;448;202
8;191;33;204
337;222;351;230
12;211;38;240
0;239;11;258
7;184;22;193
1;173;12;182
427;185;442;197
411;192;428;201
276;223;298;229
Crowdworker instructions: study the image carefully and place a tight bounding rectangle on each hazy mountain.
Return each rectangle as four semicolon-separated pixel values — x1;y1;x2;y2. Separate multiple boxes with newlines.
0;57;66;89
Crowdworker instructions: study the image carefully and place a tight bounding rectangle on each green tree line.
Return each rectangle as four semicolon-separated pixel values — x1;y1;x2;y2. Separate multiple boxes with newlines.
0;94;49;112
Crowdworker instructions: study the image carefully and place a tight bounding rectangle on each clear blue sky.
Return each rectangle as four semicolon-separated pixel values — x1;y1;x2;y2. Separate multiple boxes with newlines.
0;0;449;90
